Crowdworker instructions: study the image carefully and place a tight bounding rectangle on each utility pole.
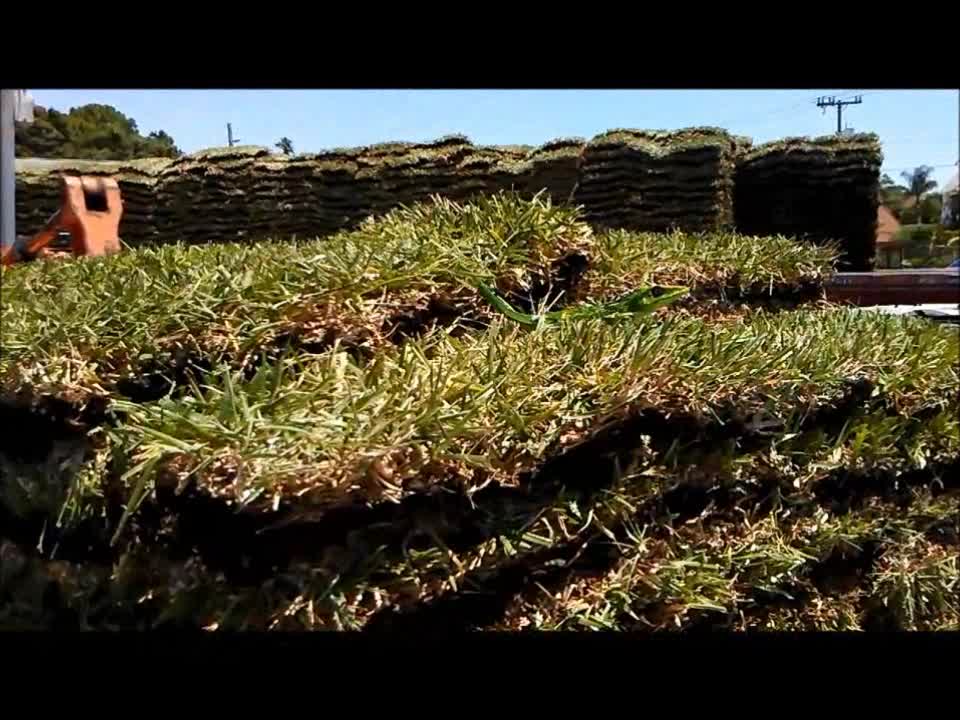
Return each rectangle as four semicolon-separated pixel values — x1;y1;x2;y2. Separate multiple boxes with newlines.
816;95;863;135
1;91;15;252
2;90;34;253
227;123;239;147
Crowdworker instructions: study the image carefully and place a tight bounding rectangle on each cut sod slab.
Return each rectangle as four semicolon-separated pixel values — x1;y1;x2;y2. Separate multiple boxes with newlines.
2;305;954;584
3;367;955;630
1;193;836;400
97;308;959;514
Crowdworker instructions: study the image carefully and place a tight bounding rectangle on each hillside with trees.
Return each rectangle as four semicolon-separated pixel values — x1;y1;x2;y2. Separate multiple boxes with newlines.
15;104;182;160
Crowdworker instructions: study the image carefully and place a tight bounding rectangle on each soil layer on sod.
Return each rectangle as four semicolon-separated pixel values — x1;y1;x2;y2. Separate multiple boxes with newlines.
1;195;955;631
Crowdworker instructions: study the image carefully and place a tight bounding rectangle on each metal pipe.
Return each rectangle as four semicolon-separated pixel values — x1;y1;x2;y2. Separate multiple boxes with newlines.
0;89;15;251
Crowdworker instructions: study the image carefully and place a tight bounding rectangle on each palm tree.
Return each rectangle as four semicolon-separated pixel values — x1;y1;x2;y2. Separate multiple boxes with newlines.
275;137;294;155
900;166;938;223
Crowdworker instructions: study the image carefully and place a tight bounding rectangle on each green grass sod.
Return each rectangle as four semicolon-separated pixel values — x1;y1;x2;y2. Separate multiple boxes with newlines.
0;194;954;631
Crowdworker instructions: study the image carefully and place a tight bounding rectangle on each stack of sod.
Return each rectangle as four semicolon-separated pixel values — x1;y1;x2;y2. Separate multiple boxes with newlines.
354;136;519;212
515;138;586;204
576;128;743;232
154;146;272;244
733;134;883;271
243;152;357;240
4;194;957;632
14;158;173;247
159;138;527;243
13;129;881;261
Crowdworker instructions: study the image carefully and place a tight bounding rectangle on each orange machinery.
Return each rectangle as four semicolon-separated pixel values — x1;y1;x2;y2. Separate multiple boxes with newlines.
2;176;123;267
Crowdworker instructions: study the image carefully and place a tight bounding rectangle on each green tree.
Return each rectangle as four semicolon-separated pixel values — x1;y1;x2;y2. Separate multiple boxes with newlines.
900;166;938;223
275;137;294;155
920;194;943;226
139;130;180;158
15;104;182;160
880;172;908;211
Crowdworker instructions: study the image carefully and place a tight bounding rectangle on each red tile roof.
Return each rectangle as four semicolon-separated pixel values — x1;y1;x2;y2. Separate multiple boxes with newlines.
877;205;901;246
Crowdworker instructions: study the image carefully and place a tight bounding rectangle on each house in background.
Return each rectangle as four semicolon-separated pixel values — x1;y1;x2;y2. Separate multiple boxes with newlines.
875;205;904;268
943;172;959;229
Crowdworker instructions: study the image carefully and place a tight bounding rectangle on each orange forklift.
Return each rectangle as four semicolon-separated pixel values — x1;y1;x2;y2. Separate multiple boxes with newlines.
1;175;123;267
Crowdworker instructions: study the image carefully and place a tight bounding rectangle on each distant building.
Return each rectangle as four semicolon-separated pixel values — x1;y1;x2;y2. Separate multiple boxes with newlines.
875;205;904;268
942;172;959;228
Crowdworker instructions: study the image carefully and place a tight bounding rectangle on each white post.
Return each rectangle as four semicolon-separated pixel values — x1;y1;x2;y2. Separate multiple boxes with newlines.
0;89;15;251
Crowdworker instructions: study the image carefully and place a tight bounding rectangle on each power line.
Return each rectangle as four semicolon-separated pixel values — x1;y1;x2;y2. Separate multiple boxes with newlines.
743;89;931;133
714;95;814;130
882;164;957;175
717;90;884;134
836;90;879;102
884;164;956;170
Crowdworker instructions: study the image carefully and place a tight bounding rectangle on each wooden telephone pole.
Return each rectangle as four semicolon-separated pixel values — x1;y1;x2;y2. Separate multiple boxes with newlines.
816;95;863;134
227;123;240;147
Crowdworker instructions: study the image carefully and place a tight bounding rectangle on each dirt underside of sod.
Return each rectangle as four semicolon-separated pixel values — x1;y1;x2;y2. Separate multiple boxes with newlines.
1;194;957;631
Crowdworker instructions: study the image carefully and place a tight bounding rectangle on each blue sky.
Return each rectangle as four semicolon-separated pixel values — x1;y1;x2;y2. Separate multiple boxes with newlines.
31;89;960;188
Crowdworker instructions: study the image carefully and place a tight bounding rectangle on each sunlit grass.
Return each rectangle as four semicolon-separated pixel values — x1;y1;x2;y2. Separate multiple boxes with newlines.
1;193;836;394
